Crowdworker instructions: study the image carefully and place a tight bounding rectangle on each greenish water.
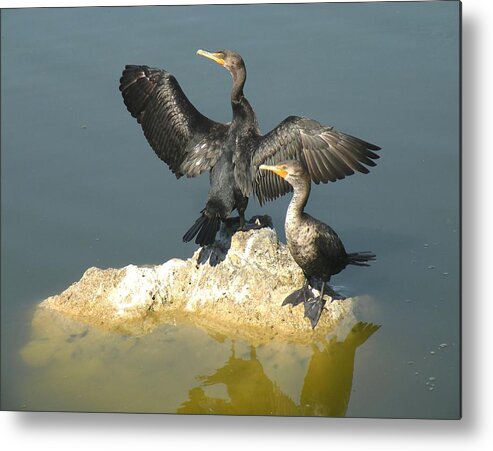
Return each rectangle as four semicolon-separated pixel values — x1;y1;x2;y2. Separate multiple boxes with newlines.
1;2;460;418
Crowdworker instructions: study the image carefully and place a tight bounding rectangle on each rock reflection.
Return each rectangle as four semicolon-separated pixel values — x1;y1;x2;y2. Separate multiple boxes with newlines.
178;322;380;417
18;307;379;415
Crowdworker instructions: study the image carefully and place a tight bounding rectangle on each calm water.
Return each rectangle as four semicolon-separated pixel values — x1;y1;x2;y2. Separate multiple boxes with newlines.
1;2;460;418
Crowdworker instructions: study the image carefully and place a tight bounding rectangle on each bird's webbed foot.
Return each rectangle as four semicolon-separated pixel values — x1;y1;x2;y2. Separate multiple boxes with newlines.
239;222;263;232
282;286;313;307
282;279;327;328
236;215;273;232
303;297;327;329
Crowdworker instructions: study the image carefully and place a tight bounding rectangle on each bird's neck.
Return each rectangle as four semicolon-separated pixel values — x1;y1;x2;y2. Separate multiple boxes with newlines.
230;67;257;131
230;66;246;103
287;178;311;224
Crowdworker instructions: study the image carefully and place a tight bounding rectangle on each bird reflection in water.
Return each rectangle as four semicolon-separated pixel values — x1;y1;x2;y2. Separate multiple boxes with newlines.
177;322;380;417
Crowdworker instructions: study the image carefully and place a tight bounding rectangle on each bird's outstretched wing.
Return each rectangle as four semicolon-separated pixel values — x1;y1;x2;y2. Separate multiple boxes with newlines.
251;116;381;205
120;65;228;178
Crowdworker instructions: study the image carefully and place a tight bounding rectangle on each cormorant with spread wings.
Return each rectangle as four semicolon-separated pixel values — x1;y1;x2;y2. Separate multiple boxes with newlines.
119;49;380;246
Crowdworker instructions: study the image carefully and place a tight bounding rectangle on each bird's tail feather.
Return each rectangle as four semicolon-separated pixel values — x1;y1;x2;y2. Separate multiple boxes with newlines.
347;251;376;267
183;213;221;246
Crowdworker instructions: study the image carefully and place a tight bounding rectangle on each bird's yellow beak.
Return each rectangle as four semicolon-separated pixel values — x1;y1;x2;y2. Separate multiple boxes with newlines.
197;49;225;66
259;164;288;179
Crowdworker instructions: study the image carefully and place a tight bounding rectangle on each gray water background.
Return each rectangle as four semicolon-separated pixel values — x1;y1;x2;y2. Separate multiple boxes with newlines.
1;2;460;418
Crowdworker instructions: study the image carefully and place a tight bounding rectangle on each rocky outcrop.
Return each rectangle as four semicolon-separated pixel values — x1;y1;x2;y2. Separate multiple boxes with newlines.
39;219;358;344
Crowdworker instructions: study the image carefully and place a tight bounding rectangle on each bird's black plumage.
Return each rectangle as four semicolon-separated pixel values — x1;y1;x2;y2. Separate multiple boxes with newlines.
260;160;375;329
119;64;228;179
119;50;381;246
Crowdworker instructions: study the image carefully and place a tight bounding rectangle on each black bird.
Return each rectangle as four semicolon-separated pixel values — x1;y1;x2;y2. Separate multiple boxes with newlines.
119;49;380;246
260;160;375;329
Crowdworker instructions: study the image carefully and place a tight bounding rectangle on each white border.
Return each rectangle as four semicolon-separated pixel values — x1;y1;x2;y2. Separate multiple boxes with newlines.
2;0;492;449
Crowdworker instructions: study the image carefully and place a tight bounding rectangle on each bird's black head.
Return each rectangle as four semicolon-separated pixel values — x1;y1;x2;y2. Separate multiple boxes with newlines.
197;49;245;76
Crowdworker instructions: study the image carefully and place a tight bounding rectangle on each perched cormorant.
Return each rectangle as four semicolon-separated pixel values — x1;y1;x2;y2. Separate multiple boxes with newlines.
119;49;380;246
260;160;375;328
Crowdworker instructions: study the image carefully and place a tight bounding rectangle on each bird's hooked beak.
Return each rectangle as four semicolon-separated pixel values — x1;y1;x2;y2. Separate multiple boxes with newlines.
259;164;288;179
197;49;225;66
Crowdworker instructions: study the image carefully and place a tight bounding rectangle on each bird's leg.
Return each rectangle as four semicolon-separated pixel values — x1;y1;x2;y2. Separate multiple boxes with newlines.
303;277;309;303
304;281;327;329
237;211;264;232
234;194;251;232
237;211;247;231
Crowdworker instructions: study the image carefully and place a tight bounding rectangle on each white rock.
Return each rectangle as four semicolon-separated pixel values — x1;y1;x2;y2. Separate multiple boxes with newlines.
39;220;361;343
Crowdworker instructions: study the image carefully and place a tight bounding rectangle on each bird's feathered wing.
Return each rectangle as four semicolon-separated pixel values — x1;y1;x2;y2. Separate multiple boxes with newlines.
251;116;381;205
119;65;229;178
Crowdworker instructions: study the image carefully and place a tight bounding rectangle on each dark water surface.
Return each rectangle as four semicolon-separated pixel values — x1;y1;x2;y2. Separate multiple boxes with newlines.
1;2;460;418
